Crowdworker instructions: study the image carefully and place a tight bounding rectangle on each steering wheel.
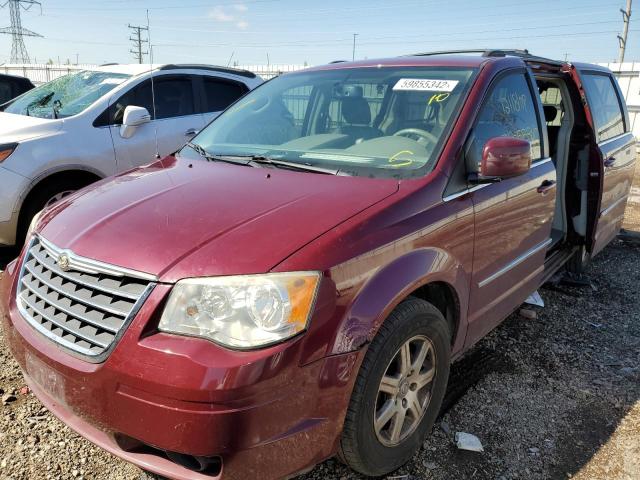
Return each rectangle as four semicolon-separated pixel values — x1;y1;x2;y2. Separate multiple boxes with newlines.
393;128;438;145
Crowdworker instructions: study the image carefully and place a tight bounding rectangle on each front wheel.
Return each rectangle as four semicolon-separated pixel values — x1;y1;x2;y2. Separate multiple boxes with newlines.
339;298;451;476
17;180;83;245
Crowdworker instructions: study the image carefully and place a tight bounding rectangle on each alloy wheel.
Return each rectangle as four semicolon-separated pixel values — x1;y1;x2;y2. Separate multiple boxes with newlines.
373;335;436;447
44;190;75;209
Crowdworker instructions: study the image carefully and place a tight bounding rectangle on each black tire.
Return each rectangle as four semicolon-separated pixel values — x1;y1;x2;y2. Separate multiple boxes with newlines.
339;297;451;477
16;179;83;246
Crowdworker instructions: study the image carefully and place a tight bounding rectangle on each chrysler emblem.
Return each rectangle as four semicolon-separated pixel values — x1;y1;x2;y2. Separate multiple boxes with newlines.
57;253;70;271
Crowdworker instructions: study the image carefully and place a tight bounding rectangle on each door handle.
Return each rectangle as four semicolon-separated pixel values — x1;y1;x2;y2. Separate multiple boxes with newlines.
604;156;616;168
536;179;556;195
185;128;198;137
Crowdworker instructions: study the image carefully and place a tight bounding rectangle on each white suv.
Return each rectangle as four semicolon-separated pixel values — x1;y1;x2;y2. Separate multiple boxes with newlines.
0;63;262;246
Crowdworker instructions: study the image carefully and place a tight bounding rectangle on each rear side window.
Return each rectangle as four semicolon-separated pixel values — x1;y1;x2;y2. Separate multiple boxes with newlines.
582;73;625;141
201;78;247;113
469;72;542;167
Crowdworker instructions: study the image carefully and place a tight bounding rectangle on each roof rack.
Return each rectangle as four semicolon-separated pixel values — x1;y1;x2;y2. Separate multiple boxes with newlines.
99;62;119;66
408;49;563;66
158;64;257;79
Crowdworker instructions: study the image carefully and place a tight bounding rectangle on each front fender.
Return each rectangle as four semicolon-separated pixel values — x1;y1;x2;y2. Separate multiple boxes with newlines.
329;247;468;356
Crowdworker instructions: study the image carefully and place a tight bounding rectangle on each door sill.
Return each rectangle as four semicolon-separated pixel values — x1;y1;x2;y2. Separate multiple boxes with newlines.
541;246;576;284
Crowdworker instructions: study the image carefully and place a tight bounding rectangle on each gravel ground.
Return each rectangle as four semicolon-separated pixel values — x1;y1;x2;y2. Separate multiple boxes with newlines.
1;239;638;480
1;161;639;480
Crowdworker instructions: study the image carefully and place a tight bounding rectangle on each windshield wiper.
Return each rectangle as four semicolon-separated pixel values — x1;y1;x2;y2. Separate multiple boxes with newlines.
25;92;54;118
185;145;340;175
223;154;339;175
185;142;252;167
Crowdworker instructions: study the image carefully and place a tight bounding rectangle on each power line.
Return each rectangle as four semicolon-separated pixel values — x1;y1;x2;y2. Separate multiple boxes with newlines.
0;0;42;63
617;0;632;62
128;24;148;64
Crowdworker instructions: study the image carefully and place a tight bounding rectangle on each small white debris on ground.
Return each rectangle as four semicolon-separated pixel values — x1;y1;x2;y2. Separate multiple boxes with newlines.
524;290;545;307
455;432;484;452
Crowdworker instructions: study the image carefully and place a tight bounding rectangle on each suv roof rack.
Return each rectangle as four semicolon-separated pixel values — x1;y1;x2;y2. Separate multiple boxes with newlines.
158;64;257;79
408;49;563;66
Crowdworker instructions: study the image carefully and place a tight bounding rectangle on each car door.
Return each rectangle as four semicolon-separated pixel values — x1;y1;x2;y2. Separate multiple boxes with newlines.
573;69;637;256
109;74;205;169
465;69;557;346
197;75;249;125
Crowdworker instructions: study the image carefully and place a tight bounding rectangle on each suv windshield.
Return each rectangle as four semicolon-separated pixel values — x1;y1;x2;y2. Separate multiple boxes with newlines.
189;66;476;178
3;70;130;119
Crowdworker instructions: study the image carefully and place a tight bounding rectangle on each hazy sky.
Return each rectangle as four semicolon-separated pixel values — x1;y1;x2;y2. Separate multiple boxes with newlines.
0;0;637;66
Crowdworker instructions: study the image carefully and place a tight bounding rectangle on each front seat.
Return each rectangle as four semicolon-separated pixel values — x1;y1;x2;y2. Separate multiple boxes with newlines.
337;88;382;141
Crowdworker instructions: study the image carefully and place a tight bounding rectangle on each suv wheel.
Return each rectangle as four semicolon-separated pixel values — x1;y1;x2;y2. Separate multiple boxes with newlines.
339;297;450;476
17;179;86;244
43;189;76;209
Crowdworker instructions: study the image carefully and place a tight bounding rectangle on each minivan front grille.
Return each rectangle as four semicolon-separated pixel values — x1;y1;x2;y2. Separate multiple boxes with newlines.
16;236;156;360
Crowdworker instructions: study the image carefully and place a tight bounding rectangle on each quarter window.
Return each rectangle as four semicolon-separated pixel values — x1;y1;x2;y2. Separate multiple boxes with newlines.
582;73;625;141
469;72;542;168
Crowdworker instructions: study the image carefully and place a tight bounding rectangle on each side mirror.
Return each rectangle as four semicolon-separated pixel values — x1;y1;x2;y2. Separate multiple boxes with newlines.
480;137;532;178
120;106;151;139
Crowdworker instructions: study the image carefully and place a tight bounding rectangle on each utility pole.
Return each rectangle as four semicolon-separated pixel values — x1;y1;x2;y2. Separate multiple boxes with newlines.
617;0;632;63
0;0;42;64
352;33;358;61
128;24;148;64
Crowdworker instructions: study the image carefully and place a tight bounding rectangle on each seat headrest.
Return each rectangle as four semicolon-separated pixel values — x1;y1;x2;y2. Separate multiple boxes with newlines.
341;96;371;125
543;105;558;122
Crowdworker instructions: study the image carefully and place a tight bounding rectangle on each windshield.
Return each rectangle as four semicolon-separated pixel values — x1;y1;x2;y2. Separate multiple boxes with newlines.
188;66;476;178
3;70;130;119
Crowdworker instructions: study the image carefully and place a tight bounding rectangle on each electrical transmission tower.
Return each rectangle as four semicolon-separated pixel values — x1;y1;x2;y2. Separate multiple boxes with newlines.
0;0;42;64
128;24;148;64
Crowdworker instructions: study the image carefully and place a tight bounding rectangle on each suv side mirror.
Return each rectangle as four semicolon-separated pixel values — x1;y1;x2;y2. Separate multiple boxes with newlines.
120;106;151;139
480;137;532;178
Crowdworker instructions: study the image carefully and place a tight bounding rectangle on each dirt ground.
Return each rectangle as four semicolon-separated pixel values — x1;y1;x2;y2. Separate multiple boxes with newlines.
0;160;639;480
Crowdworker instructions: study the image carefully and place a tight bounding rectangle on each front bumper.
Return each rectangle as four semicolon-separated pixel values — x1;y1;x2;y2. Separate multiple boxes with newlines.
1;262;363;480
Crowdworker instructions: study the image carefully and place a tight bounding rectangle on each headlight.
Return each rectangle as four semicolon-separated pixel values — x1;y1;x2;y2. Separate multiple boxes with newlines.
159;272;321;349
25;209;43;240
0;143;17;163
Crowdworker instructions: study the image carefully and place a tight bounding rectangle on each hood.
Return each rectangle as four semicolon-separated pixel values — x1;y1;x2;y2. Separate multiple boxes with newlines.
39;156;398;282
0;112;64;143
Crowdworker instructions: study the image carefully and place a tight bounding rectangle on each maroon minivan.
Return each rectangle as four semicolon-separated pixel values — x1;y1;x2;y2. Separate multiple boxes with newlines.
1;50;637;480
